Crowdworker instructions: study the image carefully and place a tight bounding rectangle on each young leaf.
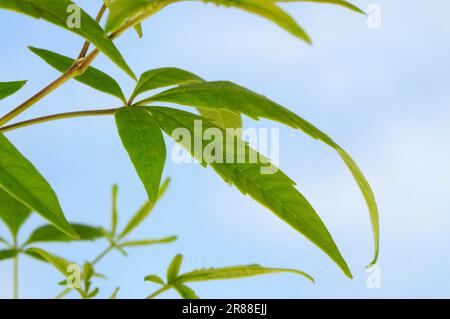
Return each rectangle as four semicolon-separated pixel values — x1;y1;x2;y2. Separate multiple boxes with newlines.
167;254;183;283
0;0;135;79
25;247;71;274
86;287;99;299
130;67;204;102
116;201;154;241
134;23;143;38
28;47;126;103
0;81;27;101
24;224;103;245
105;0;150;33
176;264;314;283
110;287;120;299
196;0;311;43
146;81;379;265
115;107;167;202
111;184;119;237
275;0;365;14
0;133;77;238
119;235;177;247
144;274;165;285
174;284;199;299
0;188;32;238
148;107;352;277
0;249;17;261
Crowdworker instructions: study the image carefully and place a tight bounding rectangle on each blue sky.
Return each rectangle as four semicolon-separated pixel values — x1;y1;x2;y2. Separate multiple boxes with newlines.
1;0;450;298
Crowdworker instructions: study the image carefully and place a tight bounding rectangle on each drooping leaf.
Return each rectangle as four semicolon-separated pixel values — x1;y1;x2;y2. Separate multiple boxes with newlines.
274;0;365;14
0;188;32;237
0;249;17;261
0;81;27;101
174;284;199;299
130;67;204;102
24;224;103;245
176;264;314;283
195;0;311;43
134;23;143;38
166;254;183;283
115;107;166;202
105;0;150;33
0;0;135;79
25;247;71;274
148;107;352;277
111;184;119;237
110;287;120;299
28;47;126;103
0;133;77;238
146;81;379;265
144;274;165;285
119;235;177;247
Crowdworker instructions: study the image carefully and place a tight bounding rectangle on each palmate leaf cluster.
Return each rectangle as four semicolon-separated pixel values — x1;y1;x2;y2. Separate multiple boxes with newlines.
0;0;378;293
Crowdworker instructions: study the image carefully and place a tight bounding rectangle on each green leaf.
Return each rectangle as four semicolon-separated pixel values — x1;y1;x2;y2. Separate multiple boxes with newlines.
110;287;120;299
0;133;77;238
274;0;365;14
146;81;379;265
198;108;243;131
144;274;165;285
86;287;99;299
111;184;119;237
174;284;199;299
166;254;183;283
134;23;143;38
0;0;135;79
0;81;27;101
28;47;126;103
105;0;150;33
115;107;167;202
24;224;103;245
0;249;17;261
0;188;32;237
119;235;177;247
25;247;71;274
131;67;204;102
196;0;311;43
117;201;154;241
176;264;314;283
148;107;352;277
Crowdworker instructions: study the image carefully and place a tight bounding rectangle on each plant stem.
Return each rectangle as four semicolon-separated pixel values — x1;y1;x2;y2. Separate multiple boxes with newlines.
78;4;107;59
146;286;170;299
0;108;118;133
13;236;18;299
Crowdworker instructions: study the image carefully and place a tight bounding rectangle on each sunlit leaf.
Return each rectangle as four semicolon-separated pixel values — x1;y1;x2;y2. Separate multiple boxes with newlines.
25;247;71;274
146;81;379;265
111;184;119;237
174;284;199;299
0;0;135;79
0;81;27;101
198;108;243;132
0;133;77;238
110;287;120;299
119;235;177;247
275;0;365;14
0;188;32;237
105;0;150;33
166;254;183;283
115;107;167;202
29;47;126;103
148;107;352;277
25;224;103;245
144;274;165;285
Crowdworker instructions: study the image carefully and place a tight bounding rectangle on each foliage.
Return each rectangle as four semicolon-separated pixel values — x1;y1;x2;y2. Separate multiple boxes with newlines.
0;0;379;298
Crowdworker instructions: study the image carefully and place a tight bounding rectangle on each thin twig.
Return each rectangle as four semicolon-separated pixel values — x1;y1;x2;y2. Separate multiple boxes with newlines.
77;4;107;59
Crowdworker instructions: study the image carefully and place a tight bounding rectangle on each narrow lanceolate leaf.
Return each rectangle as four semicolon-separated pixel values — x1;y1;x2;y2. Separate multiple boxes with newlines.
176;264;314;283
131;67;204;102
29;47;126;103
119;235;177;247
0;81;27;101
0;249;17;261
174;284;199;299
197;0;311;43
147;81;380;265
25;247;71;274
148;107;352;277
0;188;32;237
144;274;165;285
110;287;120;299
117;201;154;240
0;133;77;238
0;0;135;79
115;107;167;202
25;224;103;245
167;254;183;283
105;0;150;33
111;184;119;236
274;0;365;15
